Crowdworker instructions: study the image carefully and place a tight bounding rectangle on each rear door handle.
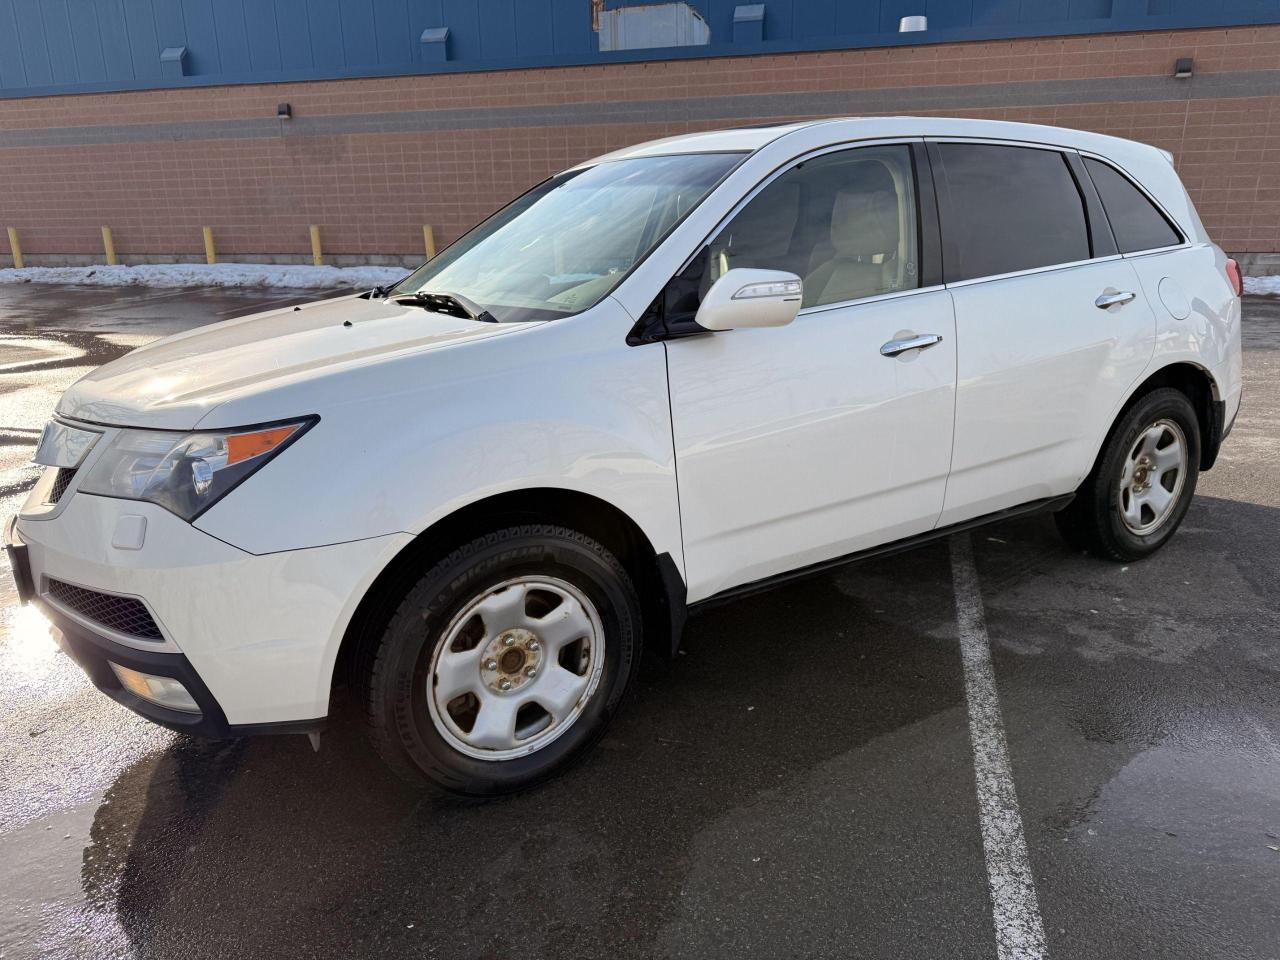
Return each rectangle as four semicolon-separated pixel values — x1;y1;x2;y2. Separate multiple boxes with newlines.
880;333;943;357
1095;290;1137;309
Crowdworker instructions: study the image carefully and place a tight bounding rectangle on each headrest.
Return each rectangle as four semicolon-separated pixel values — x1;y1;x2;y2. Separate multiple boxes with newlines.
829;189;899;258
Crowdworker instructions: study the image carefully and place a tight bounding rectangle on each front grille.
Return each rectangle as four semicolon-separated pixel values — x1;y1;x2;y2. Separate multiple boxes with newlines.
45;579;164;640
47;467;76;504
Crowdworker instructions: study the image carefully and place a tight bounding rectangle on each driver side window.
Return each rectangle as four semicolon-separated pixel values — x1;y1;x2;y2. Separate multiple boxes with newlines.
707;144;920;309
632;144;922;344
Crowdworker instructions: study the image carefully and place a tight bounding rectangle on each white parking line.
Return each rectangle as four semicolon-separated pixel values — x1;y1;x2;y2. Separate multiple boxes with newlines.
950;533;1048;960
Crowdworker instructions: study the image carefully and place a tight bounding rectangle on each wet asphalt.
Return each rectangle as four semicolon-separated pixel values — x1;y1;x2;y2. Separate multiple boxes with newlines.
0;284;1276;960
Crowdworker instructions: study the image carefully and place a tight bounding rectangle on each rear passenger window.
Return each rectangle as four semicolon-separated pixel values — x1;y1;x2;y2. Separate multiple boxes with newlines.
1084;157;1182;253
934;143;1090;283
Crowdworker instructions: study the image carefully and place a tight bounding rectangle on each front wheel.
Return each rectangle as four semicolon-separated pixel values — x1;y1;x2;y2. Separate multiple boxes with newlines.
363;525;641;796
1055;387;1200;562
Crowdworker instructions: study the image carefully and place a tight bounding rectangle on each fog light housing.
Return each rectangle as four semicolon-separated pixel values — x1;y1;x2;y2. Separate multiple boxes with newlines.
109;663;201;714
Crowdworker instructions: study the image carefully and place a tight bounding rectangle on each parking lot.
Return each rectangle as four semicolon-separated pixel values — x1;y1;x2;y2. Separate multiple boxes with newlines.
0;282;1276;960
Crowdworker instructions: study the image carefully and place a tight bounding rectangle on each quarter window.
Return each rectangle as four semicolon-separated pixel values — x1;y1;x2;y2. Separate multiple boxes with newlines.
1083;157;1183;253
705;144;920;308
933;143;1090;283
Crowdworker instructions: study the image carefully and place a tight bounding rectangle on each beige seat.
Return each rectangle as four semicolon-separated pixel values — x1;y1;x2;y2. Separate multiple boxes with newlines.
804;189;900;307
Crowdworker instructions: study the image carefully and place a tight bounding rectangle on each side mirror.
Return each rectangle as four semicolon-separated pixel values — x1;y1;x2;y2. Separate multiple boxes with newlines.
694;268;803;332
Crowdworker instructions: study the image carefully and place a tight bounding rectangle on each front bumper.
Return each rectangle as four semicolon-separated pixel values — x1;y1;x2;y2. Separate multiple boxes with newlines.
9;493;411;732
51;598;320;737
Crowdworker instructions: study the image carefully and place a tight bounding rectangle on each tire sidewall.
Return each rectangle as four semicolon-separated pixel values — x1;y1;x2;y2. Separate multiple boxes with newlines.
371;528;638;796
1098;389;1201;557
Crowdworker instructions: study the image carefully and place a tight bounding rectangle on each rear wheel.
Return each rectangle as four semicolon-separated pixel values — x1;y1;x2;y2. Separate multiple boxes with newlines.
1055;387;1200;562
363;525;640;796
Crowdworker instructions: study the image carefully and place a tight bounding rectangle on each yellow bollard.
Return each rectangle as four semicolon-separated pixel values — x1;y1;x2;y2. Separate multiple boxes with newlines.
5;227;22;269
309;225;322;266
202;226;216;265
101;226;117;266
423;224;437;260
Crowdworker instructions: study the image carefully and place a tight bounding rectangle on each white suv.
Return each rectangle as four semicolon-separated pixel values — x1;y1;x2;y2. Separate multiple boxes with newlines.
7;118;1242;796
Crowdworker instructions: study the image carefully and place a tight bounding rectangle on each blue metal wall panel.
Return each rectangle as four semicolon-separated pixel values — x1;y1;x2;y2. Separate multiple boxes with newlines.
66;0;108;83
243;1;285;72
442;0;481;61
306;0;346;68
971;0;1021;24
339;0;379;67
407;0;445;64
40;0;78;84
12;0;53;86
96;0;136;81
121;0;161;79
1021;0;1071;23
834;0;879;34
929;0;978;29
213;0;253;73
371;0;412;65
478;0;517;59
514;0;555;57
1069;0;1112;17
551;0;591;55
793;0;836;39
3;0;1280;97
151;0;185;53
0;0;27;88
274;0;315;70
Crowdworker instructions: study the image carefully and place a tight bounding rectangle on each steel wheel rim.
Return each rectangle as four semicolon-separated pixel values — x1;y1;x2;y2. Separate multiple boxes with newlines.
426;575;605;762
1117;418;1187;536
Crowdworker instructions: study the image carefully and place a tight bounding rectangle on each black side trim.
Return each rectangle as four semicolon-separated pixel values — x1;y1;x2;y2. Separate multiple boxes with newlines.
689;494;1075;614
912;142;944;289
654;551;689;658
1066;150;1119;260
1202;398;1227;470
627;246;715;346
46;608;323;738
4;516;35;604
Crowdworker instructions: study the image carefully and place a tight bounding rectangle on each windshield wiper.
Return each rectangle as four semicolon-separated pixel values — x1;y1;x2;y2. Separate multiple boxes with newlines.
396;290;498;323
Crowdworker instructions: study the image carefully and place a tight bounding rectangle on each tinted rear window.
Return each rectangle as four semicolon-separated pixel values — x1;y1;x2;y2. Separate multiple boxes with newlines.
1084;157;1183;253
934;143;1090;283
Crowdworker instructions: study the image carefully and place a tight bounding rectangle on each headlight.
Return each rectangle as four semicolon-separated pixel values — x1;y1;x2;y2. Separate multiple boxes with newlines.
79;418;315;521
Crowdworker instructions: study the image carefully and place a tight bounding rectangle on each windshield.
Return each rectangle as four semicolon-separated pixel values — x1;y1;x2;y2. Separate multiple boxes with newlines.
392;152;742;322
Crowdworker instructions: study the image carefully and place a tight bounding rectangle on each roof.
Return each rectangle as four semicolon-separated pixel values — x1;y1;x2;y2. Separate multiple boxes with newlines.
583;117;1163;165
577;116;1202;244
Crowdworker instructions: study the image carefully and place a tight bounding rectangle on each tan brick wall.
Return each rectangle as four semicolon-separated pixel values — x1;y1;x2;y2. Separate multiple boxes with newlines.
2;24;1279;263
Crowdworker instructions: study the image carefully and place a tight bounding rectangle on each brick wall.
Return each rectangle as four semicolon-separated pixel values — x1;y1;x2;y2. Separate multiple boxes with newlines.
2;24;1279;265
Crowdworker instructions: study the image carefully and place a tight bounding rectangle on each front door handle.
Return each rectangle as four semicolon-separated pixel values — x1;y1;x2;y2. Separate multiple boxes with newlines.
1095;290;1137;309
880;333;943;357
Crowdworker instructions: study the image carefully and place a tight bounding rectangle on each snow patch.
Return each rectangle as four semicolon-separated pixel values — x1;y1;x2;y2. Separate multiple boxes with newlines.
0;262;409;290
1243;275;1280;296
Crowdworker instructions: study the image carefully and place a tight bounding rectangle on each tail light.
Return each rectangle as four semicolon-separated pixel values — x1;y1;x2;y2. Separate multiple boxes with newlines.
1225;258;1243;298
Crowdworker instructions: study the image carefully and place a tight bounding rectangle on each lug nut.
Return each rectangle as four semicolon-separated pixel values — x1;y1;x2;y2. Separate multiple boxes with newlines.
527;640;540;652
498;679;512;691
484;659;498;671
502;636;516;647
524;667;537;678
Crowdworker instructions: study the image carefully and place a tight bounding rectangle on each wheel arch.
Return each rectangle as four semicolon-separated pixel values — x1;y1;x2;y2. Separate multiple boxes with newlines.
332;487;687;698
1102;361;1224;474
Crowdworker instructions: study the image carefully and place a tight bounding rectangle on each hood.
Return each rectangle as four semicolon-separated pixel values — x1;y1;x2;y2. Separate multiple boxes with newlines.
57;294;528;430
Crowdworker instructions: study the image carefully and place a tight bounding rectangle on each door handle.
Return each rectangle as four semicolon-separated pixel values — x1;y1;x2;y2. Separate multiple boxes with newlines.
1095;290;1137;309
880;333;943;357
